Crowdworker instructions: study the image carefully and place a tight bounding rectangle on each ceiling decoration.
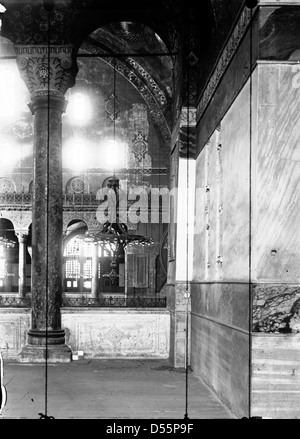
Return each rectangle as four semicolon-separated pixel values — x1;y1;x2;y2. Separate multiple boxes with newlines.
76;48;171;145
1;0;246;135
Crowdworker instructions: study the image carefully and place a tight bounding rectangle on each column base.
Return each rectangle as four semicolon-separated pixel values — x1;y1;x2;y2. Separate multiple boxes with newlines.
17;329;72;363
166;282;191;368
17;343;72;363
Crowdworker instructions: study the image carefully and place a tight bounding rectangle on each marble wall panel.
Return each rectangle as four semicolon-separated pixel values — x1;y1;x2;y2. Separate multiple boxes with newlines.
252;284;300;333
193;152;206;281
191;308;250;419
0;309;31;359
190;282;250;418
251;333;300;419
194;79;253;283
62;309;170;359
254;64;300;282
259;6;300;61
221;81;251;281
206;131;218;281
191;282;250;332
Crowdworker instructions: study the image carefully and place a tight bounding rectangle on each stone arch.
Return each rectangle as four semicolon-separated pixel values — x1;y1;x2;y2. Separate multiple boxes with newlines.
76;49;171;146
63;219;88;250
73;8;176;55
0;211;32;234
0;218;17;238
102;176;115;188
63;211;102;233
74;16;173;147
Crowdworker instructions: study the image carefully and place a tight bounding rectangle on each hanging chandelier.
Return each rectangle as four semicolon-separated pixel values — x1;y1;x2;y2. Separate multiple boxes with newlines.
82;59;153;283
84;175;153;251
0;236;15;249
83;176;153;283
84;59;153;252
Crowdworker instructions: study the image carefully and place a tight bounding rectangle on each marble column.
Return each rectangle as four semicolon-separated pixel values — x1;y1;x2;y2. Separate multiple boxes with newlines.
17;232;27;298
91;243;99;298
15;45;76;362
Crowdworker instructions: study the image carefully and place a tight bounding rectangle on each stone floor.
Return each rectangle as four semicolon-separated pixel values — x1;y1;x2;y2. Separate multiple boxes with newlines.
1;359;235;419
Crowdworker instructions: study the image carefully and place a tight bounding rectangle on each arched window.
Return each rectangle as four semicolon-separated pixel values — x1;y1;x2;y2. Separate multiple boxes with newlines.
63;236;93;292
0;178;15;193
63;234;125;295
66;177;85;194
102;176;114;188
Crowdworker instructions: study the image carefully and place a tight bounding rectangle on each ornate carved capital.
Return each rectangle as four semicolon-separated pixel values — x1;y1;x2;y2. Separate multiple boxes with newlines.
16;232;28;244
14;45;76;99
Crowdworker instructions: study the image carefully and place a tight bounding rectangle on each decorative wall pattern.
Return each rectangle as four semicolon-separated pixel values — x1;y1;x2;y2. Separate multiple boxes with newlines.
0;310;31;359
128;104;152;180
0;178;15;194
0;211;32;233
63;211;100;231
62;309;170;359
79;43;171;144
66;177;86;194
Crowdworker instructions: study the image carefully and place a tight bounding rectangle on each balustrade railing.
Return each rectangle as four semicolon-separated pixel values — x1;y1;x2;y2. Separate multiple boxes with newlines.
63;296;167;308
0;192;100;207
0;295;167;308
0;193;145;209
0;192;166;216
0;192;32;206
63;193;98;206
0;296;31;308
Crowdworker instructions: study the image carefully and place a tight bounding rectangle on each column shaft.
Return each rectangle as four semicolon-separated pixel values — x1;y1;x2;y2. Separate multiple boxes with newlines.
91;243;98;298
19;96;71;362
31;96;63;333
18;233;27;298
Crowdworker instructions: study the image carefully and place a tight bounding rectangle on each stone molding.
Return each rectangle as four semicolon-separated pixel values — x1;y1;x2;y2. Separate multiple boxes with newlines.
15;45;76;98
197;6;254;122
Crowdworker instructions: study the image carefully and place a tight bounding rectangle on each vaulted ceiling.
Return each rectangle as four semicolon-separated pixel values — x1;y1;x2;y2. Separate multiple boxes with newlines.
1;0;246;139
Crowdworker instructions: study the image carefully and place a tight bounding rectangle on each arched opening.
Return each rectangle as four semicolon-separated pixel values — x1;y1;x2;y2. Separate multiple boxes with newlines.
63;220;125;296
63;220;89;292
